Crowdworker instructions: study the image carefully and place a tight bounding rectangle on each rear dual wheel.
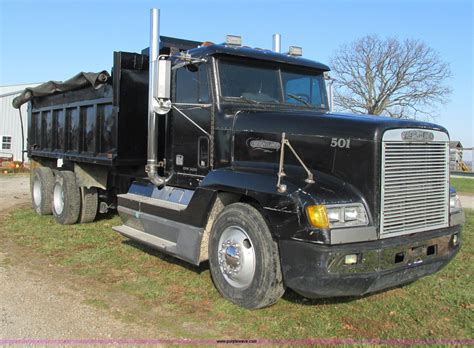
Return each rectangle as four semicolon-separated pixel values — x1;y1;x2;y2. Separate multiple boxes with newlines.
79;187;98;223
31;167;55;215
52;171;98;225
52;171;81;225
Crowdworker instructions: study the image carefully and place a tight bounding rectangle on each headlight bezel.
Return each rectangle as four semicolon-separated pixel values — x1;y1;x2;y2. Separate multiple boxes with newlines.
306;203;369;229
449;193;462;214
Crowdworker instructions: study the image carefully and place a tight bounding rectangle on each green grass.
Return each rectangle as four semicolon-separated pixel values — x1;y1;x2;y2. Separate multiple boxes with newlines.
0;172;29;178
1;209;473;340
83;298;110;310
451;177;474;194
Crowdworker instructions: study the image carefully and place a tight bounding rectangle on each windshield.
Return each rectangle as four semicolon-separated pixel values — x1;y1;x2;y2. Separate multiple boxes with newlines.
218;59;328;109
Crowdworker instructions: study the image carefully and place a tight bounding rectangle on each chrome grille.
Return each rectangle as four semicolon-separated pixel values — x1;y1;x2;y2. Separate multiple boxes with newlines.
381;129;449;238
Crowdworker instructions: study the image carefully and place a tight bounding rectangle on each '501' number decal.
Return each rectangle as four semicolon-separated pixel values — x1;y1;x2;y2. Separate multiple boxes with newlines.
330;138;351;149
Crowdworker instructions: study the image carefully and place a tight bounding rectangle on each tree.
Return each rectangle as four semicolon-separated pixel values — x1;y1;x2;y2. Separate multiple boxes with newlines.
330;35;451;119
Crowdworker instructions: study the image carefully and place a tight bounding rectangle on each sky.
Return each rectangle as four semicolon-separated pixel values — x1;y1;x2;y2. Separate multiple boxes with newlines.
0;0;472;149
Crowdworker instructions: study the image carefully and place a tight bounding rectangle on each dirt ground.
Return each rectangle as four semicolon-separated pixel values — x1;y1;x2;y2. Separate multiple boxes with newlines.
459;193;474;209
0;174;159;340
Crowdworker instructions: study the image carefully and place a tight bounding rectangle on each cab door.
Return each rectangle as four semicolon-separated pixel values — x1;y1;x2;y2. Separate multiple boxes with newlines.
169;63;212;187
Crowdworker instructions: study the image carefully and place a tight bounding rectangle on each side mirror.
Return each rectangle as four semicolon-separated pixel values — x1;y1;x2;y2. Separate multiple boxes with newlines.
153;59;172;114
155;59;171;99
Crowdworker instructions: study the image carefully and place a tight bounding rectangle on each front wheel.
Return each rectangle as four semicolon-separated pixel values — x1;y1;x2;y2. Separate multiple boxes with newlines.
209;203;285;309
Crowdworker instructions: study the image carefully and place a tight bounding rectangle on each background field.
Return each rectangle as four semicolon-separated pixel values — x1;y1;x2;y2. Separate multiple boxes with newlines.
1;207;472;340
451;177;474;194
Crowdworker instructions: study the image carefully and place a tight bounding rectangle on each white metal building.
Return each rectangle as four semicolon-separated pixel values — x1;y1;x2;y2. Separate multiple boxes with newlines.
0;83;41;162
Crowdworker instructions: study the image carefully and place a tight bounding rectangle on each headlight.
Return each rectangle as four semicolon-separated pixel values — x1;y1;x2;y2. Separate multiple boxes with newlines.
450;194;462;214
306;203;369;229
327;207;342;223
344;207;360;221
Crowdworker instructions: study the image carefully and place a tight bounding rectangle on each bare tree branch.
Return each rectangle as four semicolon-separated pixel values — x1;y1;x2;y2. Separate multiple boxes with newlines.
330;35;452;119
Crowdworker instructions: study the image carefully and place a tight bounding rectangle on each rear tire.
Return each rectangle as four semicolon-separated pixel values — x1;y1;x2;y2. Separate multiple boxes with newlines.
209;203;285;309
52;171;80;225
31;167;54;215
79;187;98;223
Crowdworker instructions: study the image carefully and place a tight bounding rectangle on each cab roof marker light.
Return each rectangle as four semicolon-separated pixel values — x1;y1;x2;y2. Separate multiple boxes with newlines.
288;46;303;56
225;35;242;46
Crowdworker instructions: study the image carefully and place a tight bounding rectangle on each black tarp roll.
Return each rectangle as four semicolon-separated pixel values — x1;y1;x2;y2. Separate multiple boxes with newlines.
12;71;110;109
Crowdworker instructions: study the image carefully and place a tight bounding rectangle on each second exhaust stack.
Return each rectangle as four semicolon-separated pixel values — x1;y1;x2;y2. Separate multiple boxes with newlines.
273;34;281;53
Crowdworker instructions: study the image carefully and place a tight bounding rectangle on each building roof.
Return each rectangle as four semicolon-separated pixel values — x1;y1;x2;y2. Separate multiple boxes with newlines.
0;83;42;98
450;141;463;148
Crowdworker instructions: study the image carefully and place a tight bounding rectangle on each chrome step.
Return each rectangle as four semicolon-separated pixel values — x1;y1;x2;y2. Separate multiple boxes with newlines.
118;192;187;211
113;224;177;253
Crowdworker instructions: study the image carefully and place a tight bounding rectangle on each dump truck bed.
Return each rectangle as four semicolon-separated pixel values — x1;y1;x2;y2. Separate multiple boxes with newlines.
28;52;149;167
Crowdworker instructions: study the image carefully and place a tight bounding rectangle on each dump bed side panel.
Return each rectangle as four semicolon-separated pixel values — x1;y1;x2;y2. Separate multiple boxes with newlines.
29;84;114;165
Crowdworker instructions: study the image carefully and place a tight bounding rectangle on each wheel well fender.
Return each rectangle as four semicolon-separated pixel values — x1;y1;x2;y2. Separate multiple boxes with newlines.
198;169;298;263
198;192;240;263
74;163;108;190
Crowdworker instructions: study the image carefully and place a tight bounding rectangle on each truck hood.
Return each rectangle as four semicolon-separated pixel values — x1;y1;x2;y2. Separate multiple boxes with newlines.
231;110;449;228
232;110;447;143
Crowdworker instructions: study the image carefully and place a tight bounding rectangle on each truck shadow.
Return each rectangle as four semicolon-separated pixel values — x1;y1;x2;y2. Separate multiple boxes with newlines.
122;240;209;274
282;289;357;305
94;210;117;222
282;283;414;306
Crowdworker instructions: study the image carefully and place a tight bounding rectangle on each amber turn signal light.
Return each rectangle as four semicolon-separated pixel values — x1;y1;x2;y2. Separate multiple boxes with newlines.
306;205;329;229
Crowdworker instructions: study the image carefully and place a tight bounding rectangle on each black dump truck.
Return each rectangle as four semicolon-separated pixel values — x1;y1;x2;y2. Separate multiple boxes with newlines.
14;9;465;309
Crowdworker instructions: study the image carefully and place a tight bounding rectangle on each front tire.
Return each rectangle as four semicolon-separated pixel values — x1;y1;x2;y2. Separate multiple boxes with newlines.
209;203;285;309
52;171;80;225
31;167;55;215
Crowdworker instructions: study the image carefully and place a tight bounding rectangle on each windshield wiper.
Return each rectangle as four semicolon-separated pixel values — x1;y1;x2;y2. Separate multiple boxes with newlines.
287;93;312;107
239;95;260;104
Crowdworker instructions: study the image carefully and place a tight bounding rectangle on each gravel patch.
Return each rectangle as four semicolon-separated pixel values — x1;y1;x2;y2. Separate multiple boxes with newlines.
0;174;158;340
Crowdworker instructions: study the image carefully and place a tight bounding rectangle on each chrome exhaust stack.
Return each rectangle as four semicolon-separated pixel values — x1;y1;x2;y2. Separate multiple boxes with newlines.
325;73;335;112
146;8;171;187
272;34;281;53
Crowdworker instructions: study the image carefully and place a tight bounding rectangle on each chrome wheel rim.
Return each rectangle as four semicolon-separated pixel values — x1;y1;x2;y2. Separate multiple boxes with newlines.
33;178;42;207
53;182;64;215
217;226;256;289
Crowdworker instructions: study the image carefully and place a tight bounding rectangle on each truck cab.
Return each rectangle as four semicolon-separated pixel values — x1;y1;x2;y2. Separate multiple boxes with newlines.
163;43;330;187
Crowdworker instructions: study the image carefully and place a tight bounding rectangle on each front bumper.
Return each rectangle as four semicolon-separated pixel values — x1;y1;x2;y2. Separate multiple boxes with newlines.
279;226;461;299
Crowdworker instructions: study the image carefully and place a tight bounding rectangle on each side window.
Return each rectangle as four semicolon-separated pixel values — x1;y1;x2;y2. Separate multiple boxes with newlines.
282;72;327;108
311;78;323;106
286;77;311;104
2;136;12;150
175;64;209;103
